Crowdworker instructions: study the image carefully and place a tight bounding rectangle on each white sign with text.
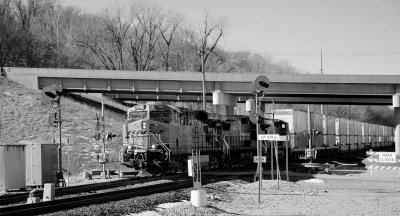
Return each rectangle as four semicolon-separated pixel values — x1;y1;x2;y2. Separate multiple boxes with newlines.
253;156;267;163
258;134;280;141
379;152;396;163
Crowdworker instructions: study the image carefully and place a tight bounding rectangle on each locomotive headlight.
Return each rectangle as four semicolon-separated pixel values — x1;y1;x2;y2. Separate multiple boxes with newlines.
151;144;156;149
141;121;147;129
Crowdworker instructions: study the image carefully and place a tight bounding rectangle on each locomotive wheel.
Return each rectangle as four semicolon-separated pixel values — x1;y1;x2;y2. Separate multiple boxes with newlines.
147;161;166;176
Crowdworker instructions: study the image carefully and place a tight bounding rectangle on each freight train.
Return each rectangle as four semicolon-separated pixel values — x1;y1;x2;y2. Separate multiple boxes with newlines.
119;103;394;174
274;109;394;159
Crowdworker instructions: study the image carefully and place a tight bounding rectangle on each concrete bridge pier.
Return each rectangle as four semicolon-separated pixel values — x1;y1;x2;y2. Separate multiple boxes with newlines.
212;90;237;116
394;93;400;154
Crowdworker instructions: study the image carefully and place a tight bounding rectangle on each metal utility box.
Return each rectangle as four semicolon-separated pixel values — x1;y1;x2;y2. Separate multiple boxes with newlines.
0;143;26;192
19;140;58;187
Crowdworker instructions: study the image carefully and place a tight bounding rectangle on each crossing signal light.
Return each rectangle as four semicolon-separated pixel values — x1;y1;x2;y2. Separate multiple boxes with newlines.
260;118;273;131
274;120;288;135
95;132;101;141
312;129;321;136
42;85;62;100
95;114;101;131
106;132;116;141
48;112;58;127
251;75;270;95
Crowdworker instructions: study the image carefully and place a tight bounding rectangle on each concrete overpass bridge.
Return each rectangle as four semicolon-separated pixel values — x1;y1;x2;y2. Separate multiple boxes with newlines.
4;67;400;153
5;67;400;105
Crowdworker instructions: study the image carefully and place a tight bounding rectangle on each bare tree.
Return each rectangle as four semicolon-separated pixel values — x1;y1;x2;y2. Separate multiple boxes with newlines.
185;11;226;109
128;3;165;71
185;11;226;72
98;7;131;70
0;0;16;68
158;10;183;71
72;14;120;70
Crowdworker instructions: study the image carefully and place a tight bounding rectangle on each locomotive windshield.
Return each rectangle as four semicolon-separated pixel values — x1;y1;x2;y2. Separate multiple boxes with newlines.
150;110;171;123
127;104;148;121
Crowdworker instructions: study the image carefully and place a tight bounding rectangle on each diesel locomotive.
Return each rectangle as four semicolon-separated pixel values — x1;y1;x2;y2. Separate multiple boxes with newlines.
119;103;258;174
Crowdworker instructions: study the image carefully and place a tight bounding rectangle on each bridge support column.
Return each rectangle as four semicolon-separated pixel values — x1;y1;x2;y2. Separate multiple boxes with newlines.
394;93;400;154
212;90;237;116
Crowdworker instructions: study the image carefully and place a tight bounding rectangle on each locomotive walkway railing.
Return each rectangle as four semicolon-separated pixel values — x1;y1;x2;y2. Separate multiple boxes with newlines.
151;134;171;162
222;136;231;159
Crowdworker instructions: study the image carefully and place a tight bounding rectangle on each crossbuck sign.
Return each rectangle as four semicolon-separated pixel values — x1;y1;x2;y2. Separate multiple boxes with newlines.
258;134;280;141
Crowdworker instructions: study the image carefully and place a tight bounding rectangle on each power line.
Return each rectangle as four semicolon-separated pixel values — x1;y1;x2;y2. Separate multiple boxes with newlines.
258;51;400;57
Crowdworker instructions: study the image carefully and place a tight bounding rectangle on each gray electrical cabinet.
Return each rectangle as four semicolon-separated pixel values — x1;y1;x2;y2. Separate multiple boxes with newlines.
19;140;58;187
0;143;26;192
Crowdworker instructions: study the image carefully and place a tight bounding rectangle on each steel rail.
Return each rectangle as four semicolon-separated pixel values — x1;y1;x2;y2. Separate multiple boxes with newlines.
0;176;168;206
0;180;192;216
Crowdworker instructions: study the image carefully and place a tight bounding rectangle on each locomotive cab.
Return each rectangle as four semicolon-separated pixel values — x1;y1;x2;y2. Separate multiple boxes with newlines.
120;103;171;174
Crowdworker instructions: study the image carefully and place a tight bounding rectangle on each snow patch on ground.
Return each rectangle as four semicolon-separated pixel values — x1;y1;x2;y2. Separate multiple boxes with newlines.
300;178;325;183
126;211;161;216
156;200;189;209
127;201;190;216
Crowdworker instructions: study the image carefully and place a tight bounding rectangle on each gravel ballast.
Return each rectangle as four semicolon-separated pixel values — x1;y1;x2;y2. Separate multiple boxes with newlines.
132;170;400;216
42;169;400;216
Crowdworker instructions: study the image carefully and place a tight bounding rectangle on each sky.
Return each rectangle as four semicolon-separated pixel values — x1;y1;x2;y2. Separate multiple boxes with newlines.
62;0;400;75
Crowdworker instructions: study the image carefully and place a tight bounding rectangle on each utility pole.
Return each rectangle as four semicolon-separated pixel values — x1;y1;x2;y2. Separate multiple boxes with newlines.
0;106;2;141
308;105;313;163
101;100;106;179
320;49;323;75
201;51;206;111
320;49;324;115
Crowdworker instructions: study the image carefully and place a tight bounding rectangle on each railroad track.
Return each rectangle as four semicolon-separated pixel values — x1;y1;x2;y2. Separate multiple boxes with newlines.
0;180;192;216
0;166;250;207
0;175;175;206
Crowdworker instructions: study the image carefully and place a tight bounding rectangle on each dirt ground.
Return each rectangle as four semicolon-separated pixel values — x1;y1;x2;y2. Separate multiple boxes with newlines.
130;169;400;216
